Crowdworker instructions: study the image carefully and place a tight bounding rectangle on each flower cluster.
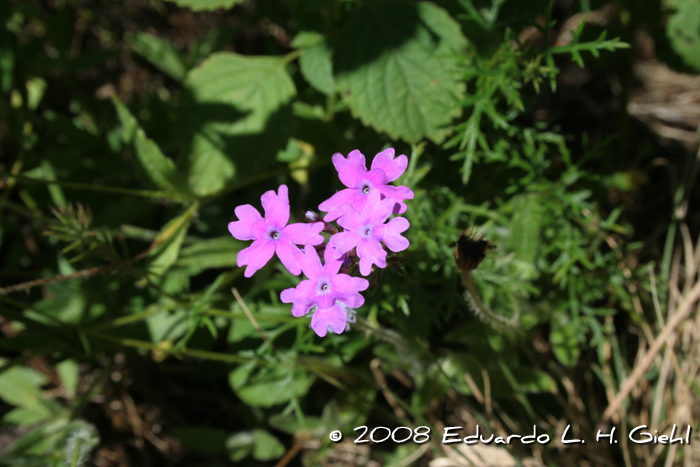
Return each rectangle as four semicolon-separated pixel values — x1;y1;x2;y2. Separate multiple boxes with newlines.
228;148;413;337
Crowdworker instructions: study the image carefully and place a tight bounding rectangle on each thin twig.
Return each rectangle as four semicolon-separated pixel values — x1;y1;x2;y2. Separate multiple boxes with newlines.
231;288;273;348
0;246;153;295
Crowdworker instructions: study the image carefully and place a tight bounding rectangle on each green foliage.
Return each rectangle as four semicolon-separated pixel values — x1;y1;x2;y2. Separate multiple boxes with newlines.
335;1;467;143
164;0;245;12
667;0;700;71
182;52;296;196
0;0;693;465
125;32;188;81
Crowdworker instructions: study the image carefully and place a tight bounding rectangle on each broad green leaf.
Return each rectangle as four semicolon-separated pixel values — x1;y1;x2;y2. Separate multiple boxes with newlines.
252;429;285;461
551;320;580;367
226;431;254;462
175;236;244;269
146;309;189;342
26;76;47;110
125;32;187;81
182;52;296;196
164;0;244;11
667;0;700;71
229;364;314;407
0;363;47;408
56;360;79;395
2;405;52;426
334;1;467;143
294;32;335;95
113;96;187;192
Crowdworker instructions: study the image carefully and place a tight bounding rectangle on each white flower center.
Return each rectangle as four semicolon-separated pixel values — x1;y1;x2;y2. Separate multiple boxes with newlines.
271;231;280;240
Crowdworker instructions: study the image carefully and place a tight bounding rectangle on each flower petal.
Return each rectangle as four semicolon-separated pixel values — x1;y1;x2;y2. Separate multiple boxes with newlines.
337;166;367;189
363;189;394;225
370;148;408;182
318;189;362;222
237;239;275;278
250;218;269;239
356;238;387;276
332;150;366;175
311;305;347;337
332;274;369;308
261;184;290;229
378;217;410;252
323;244;343;276
228;205;262;240
336;205;362;231
281;222;324;245
281;281;317;317
275;241;302;275
328;231;361;256
364;167;389;186
295;244;323;280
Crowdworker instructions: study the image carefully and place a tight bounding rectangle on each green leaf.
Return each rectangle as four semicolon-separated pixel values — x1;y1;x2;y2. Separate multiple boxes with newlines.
667;0;700;71
182;52;296;196
294;32;335;95
229;364;314;407
226;431;254;462
0;362;47;409
113;96;188;192
508;193;542;280
147;204;198;278
334;1;467;143
252;429;285;461
164;0;244;12
175;236;244;269
550;320;580;368
2;405;52;426
56;360;79;395
125;32;187;81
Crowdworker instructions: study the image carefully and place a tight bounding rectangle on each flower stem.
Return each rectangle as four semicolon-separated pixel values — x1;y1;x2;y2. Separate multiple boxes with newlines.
461;271;519;330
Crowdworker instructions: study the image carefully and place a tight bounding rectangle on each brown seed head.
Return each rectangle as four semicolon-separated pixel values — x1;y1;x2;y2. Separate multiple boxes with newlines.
454;231;495;273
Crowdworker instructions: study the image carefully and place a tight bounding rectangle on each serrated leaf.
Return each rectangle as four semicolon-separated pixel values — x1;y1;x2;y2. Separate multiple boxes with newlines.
164;0;243;11
113;96;188;192
667;0;700;71
334;1;467;143
125;32;187;81
299;37;335;95
182;52;296;196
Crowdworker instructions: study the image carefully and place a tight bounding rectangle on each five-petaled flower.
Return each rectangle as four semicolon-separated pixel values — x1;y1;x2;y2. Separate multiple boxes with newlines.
318;148;414;222
281;244;369;337
228;149;412;337
228;185;324;278
329;189;410;276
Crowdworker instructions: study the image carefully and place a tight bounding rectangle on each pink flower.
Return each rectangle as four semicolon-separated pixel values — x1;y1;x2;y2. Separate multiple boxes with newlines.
280;244;369;336
329;189;410;276
318;148;414;222
228;185;324;277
